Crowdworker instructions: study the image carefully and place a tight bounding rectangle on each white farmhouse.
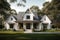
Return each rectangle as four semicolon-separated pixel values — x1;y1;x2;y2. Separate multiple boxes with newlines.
4;10;52;33
4;15;19;31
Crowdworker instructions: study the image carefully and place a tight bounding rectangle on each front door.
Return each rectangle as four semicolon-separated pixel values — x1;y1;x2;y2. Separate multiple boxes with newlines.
26;23;31;29
24;23;33;33
42;23;47;31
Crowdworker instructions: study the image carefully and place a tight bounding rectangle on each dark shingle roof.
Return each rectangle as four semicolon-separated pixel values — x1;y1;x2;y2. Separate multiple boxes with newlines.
33;16;39;20
16;12;25;22
38;16;42;20
16;12;41;22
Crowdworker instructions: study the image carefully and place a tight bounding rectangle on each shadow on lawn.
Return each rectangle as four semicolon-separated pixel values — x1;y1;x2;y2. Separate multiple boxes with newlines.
0;33;60;40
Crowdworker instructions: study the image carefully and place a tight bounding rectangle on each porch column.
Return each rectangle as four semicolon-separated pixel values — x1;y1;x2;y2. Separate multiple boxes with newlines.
4;22;10;30
31;23;33;29
47;23;51;30
13;23;19;31
39;23;42;30
39;23;43;30
23;23;26;30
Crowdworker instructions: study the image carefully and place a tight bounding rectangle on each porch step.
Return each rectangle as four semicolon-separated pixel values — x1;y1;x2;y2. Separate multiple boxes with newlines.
24;30;32;33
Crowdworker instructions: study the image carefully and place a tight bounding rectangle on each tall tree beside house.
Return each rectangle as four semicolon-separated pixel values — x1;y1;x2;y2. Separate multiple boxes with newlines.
10;9;17;15
9;0;26;7
30;6;41;15
26;6;43;16
0;0;26;25
42;0;60;28
0;0;11;25
9;0;26;3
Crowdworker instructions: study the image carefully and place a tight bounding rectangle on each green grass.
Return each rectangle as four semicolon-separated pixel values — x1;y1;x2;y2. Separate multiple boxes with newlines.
0;33;60;40
0;29;24;34
0;29;60;40
46;29;60;32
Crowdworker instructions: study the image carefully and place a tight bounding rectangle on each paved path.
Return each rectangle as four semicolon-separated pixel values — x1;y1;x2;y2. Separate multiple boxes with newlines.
24;32;60;34
24;30;32;33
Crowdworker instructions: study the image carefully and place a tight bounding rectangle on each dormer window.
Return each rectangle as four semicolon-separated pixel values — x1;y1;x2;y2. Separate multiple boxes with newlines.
26;15;30;19
11;18;13;20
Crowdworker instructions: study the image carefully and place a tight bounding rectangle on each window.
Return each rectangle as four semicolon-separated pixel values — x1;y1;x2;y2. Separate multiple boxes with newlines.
26;23;30;29
26;15;30;19
10;24;14;28
11;18;13;20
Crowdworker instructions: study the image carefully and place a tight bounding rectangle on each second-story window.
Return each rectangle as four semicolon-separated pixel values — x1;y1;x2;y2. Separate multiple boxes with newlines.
26;15;30;19
11;18;13;20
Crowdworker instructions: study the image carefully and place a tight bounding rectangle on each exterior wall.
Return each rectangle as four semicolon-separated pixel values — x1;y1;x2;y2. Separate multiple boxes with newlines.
6;16;16;24
39;23;43;31
23;23;26;30
41;15;51;24
4;22;10;30
4;21;19;31
40;15;52;30
4;14;52;32
4;15;20;31
47;23;51;29
31;23;33;29
40;23;51;30
23;13;34;21
4;22;51;32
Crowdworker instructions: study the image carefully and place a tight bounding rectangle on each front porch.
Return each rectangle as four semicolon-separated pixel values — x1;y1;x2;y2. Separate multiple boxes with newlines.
19;21;40;33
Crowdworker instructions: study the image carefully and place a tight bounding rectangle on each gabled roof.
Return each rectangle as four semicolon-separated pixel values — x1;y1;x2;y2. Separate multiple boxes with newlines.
40;15;51;23
6;15;17;24
16;12;25;22
34;16;39;20
14;12;51;23
16;12;40;22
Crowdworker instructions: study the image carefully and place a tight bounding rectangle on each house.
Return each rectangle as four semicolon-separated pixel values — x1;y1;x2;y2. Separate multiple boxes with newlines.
4;15;19;31
40;15;52;31
4;10;52;33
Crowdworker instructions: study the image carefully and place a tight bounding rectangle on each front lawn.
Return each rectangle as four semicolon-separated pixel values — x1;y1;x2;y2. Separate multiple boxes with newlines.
0;28;60;40
46;29;60;32
0;32;60;40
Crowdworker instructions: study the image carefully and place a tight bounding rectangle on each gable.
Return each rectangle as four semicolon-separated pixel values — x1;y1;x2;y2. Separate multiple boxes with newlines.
6;16;16;22
23;12;35;21
41;15;51;23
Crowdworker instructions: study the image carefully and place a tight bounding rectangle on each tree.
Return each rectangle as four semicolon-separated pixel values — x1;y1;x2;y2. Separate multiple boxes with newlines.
42;0;60;28
0;0;11;25
9;0;26;7
26;6;43;15
10;9;17;15
0;0;26;25
10;0;26;3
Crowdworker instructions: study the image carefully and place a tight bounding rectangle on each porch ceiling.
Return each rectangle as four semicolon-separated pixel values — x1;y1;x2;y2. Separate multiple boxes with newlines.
18;20;40;23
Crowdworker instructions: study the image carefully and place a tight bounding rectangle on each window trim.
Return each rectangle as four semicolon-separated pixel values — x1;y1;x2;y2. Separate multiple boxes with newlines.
26;15;30;19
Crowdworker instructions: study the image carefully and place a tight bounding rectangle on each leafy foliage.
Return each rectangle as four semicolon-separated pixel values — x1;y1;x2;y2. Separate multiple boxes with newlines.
26;6;43;16
42;0;60;27
10;0;17;3
0;0;11;25
9;0;26;7
10;0;26;3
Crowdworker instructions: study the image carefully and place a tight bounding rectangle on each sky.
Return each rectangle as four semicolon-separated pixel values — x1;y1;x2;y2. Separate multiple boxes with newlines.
7;0;52;13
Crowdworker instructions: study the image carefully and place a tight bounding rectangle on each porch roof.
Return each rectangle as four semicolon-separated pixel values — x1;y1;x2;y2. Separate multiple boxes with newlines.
18;20;40;23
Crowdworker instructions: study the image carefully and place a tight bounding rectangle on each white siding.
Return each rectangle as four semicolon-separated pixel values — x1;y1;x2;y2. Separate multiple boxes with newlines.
4;22;10;30
41;15;51;24
6;16;16;24
23;13;34;21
